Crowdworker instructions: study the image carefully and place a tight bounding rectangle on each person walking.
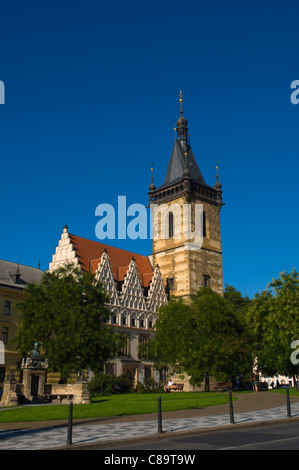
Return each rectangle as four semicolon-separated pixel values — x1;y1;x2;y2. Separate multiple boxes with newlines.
254;370;260;392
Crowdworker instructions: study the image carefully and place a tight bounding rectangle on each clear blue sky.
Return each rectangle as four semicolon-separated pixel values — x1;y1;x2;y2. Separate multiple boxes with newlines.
0;0;298;298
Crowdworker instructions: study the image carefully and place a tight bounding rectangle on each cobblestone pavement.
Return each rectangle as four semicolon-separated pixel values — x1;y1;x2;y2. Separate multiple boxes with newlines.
1;393;299;450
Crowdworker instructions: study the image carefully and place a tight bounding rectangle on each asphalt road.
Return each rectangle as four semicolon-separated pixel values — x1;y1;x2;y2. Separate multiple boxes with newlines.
87;420;299;451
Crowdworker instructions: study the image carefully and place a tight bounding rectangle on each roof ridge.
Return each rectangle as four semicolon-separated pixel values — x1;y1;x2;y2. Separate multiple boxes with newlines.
0;259;41;270
69;233;150;259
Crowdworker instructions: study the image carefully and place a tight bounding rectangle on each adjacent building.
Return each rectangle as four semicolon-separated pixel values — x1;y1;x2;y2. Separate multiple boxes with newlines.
0;260;43;383
49;227;168;385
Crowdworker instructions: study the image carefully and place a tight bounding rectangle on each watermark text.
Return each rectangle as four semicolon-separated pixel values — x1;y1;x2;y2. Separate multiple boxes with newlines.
0;81;4;104
95;196;204;251
290;80;299;104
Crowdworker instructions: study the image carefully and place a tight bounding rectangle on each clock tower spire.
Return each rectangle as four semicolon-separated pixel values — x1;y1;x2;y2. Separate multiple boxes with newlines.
149;93;224;298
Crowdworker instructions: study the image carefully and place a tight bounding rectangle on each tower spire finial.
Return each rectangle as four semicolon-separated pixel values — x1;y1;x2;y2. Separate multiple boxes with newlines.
176;90;188;145
179;90;183;114
214;160;222;190
148;162;156;192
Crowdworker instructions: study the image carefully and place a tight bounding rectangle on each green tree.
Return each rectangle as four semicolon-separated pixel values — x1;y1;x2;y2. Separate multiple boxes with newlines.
16;264;120;381
224;284;251;312
145;287;253;391
248;269;299;383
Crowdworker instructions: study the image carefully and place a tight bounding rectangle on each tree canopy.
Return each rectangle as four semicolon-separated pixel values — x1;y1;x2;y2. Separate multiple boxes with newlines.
16;264;121;380
248;269;299;382
144;286;253;390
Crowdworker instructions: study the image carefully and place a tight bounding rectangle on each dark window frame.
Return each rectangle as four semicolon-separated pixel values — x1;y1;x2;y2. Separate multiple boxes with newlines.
3;300;11;315
168;212;174;238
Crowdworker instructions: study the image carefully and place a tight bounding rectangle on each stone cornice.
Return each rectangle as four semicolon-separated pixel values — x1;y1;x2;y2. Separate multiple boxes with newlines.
149;178;223;207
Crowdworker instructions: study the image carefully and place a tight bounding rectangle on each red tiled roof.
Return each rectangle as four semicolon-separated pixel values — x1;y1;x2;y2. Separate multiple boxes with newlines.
69;234;154;287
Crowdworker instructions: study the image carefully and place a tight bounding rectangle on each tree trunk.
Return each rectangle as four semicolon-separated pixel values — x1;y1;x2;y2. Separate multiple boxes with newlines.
204;373;210;392
292;374;297;389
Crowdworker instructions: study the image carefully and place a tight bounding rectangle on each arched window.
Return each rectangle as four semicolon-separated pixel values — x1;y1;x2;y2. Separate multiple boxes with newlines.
203;274;211;287
169;212;174;238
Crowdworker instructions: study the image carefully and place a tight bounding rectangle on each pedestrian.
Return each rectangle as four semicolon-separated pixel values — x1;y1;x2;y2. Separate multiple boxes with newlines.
164;379;173;393
254;370;259;392
251;373;255;391
236;375;242;391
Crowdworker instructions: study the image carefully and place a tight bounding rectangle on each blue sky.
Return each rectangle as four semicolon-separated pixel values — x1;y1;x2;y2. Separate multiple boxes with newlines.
0;0;298;298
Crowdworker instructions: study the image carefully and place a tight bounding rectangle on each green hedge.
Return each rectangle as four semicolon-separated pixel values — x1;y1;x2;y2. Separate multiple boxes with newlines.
88;372;164;395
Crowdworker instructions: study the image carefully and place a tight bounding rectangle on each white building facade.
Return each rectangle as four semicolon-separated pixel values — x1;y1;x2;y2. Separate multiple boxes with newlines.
49;226;168;386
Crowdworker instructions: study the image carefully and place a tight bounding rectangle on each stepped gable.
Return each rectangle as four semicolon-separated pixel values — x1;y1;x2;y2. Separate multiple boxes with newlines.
147;264;168;311
94;250;120;306
120;258;148;311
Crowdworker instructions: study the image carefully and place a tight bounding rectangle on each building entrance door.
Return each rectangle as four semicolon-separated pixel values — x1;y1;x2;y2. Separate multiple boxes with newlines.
31;375;39;397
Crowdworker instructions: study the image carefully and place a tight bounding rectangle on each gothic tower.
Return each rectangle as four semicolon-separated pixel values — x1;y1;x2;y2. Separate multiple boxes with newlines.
149;92;224;299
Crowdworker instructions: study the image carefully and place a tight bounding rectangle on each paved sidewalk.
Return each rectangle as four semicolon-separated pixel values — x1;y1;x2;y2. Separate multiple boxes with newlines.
0;392;299;450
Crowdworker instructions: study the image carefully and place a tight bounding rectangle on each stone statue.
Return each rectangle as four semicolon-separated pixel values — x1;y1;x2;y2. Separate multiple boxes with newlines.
30;342;42;361
21;342;48;370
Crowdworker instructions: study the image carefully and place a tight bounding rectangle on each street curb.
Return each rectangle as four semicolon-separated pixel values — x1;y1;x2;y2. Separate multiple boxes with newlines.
53;416;299;450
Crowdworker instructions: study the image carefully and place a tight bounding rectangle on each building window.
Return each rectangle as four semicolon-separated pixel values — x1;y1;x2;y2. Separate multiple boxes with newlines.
3;301;11;315
122;316;127;326
138;335;149;359
168;212;174;238
145;366;151;381
1;327;8;344
131;318;136;327
119;335;130;356
112;315;117;324
139;370;144;385
105;363;115;376
140;319;144;328
203;274;211;287
149;320;153;329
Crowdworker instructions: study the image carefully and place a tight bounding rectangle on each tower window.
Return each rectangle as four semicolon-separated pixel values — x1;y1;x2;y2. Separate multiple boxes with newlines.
203;211;207;238
167;277;175;292
203;274;211;287
168;212;174;238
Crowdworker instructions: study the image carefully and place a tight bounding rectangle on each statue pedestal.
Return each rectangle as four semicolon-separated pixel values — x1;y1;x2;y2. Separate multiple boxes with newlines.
21;357;49;403
73;374;91;404
0;371;18;407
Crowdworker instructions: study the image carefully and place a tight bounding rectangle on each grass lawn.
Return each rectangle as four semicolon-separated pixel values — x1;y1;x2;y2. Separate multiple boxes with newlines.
271;388;299;397
0;392;234;423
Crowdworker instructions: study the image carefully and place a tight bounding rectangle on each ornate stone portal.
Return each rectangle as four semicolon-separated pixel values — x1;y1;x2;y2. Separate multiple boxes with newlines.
20;342;49;403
